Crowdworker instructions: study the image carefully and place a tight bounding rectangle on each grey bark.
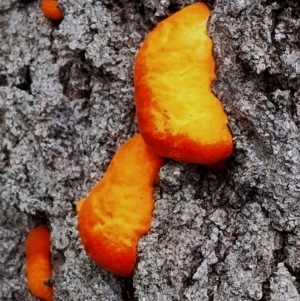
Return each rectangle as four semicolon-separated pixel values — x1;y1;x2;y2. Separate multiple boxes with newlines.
1;0;300;300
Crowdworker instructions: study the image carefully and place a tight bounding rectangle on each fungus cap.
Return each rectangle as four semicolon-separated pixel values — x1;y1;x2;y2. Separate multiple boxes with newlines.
42;0;64;22
134;3;233;164
78;134;164;277
26;225;53;301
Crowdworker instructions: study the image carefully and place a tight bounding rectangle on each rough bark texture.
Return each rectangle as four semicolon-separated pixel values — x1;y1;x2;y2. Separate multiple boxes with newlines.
1;0;300;300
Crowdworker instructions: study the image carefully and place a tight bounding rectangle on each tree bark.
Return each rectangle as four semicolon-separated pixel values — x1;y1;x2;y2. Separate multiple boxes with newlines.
1;0;300;300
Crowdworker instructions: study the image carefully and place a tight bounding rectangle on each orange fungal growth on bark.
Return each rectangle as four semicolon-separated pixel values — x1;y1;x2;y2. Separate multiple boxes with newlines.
41;0;64;22
26;225;53;301
78;134;164;277
134;3;233;165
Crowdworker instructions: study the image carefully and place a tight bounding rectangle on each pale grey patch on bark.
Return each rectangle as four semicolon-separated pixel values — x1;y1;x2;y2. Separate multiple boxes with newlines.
270;263;300;301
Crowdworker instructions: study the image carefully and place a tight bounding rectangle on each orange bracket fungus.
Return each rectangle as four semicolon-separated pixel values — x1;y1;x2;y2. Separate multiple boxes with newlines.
78;134;164;277
134;3;233;165
26;225;53;301
42;0;64;22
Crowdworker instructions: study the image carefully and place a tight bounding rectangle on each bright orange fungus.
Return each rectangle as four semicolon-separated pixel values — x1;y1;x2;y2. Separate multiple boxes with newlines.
78;134;164;277
26;225;53;301
134;3;233;164
41;0;64;22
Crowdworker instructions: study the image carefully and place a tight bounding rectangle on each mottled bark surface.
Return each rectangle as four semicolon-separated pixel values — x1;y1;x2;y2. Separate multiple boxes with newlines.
1;0;300;300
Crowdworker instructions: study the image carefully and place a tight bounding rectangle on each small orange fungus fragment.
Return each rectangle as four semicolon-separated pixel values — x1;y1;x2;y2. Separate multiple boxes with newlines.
78;134;164;277
134;3;233;165
42;0;64;22
26;225;53;301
